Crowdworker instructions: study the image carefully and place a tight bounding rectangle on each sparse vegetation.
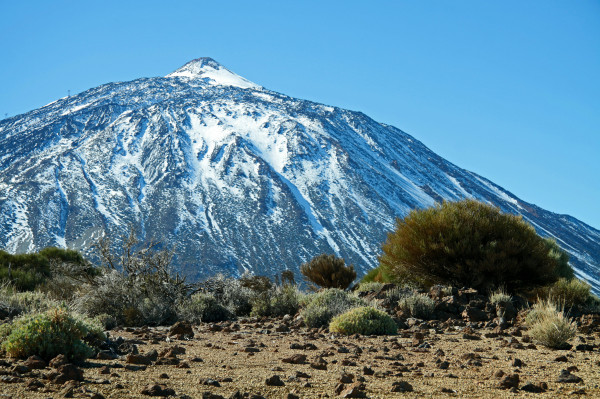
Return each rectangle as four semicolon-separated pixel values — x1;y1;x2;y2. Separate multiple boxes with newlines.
300;254;356;290
300;288;365;328
177;292;231;323
356;281;384;293
329;306;397;335
1;307;104;361
547;278;593;309
397;293;435;319
526;299;576;349
379;200;564;292
489;288;512;306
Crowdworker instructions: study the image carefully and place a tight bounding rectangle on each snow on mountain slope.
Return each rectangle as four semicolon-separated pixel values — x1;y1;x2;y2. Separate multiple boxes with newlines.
0;58;599;291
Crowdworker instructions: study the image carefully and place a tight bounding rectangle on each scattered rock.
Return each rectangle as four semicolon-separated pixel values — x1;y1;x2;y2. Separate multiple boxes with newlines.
391;380;413;392
521;382;546;393
23;355;47;369
141;383;176;396
49;354;68;369
265;375;284;386
557;369;583;384
282;354;306;364
498;373;519;390
340;381;367;398
168;321;194;338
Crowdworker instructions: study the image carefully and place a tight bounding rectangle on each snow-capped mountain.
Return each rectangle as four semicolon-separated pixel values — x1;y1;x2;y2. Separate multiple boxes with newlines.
1;58;599;291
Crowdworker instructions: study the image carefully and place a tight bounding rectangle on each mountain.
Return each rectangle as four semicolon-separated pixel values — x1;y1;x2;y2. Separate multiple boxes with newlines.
1;57;599;291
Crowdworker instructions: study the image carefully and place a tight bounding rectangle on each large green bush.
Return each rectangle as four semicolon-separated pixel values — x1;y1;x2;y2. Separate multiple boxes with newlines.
1;307;105;361
300;288;365;328
329;306;397;335
379;200;562;292
301;254;356;290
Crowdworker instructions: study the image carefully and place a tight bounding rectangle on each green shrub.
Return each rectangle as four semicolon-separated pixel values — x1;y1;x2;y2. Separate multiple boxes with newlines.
489;288;512;306
250;284;303;317
397;293;435;319
360;265;394;284
329;306;397;336
547;278;592;309
0;251;51;291
0;285;58;317
355;282;384;293
526;299;576;349
543;238;574;280
1;307;105;361
300;288;365;328
379;200;561;292
198;274;253;317
177;293;231;323
301;254;356;290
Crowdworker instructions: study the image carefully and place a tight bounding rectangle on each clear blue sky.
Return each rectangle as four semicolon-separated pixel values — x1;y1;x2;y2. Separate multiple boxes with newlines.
1;1;599;229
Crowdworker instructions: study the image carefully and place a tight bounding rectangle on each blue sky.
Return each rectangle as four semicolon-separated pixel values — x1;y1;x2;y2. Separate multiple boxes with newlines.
1;1;599;229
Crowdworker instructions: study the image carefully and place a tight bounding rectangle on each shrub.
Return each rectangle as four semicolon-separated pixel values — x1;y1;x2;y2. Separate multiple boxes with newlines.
547;278;592;309
543;238;574;280
397;293;435;319
380;200;560;292
329;306;397;335
177;293;231;323
526;299;576;349
198;274;253;317
1;307;105;361
74;231;193;326
0;285;58;317
301;254;356;290
0;251;51;291
268;285;302;317
300;288;365;328
360;265;394;284
489;288;512;306
356;282;384;293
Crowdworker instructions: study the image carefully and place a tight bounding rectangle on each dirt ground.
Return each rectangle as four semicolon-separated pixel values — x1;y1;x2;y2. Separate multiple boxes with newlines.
0;316;598;399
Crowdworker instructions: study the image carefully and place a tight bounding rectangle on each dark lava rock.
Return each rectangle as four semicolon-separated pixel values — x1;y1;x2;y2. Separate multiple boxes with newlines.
23;355;47;369
53;364;84;384
265;375;285;386
521;382;546;393
362;366;374;375
202;393;225;399
341;381;367;398
391;380;414;392
340;372;354;383
557;369;583;383
168;321;194;338
201;379;221;387
498;373;519;390
49;354;68;369
282;354;307;364
141;383;176;396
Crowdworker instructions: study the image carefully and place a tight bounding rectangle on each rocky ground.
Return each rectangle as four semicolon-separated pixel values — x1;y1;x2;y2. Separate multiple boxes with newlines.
1;288;599;398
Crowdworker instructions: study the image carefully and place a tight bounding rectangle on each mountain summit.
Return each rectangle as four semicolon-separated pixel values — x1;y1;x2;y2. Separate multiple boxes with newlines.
166;57;260;89
0;58;598;291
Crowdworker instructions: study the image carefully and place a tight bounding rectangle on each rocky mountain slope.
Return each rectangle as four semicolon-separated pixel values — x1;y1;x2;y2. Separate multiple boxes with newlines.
0;58;598;289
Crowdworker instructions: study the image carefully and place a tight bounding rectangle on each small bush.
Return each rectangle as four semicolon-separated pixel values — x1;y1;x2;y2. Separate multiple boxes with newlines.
301;254;356;290
329;306;397;335
356;282;384;293
250;284;303;318
300;288;365;328
198;274;253;317
360;266;394;284
177;293;231;323
526;299;576;349
489;288;512;306
1;307;105;361
398;293;435;319
380;200;561;292
548;278;592;309
0;285;58;317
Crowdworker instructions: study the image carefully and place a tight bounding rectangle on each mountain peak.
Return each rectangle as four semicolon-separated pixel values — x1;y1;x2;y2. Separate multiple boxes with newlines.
166;57;260;89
